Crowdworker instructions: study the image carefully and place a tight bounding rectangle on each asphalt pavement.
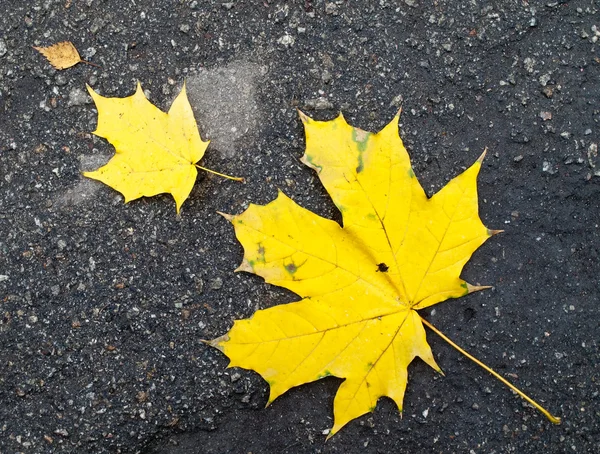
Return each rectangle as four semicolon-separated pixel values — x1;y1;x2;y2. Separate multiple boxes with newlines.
0;1;599;453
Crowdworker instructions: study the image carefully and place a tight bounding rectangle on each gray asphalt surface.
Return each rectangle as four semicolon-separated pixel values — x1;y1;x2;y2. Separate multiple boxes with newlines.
1;1;599;453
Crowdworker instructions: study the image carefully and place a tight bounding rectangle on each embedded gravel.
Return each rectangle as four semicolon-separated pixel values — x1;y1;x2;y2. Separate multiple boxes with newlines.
0;1;599;453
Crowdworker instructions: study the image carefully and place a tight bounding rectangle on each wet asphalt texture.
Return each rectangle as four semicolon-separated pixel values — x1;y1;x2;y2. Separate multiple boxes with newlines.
1;0;599;453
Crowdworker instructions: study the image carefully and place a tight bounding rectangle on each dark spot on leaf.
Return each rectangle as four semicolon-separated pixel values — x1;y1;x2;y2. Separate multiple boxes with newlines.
356;161;364;173
376;262;389;272
285;263;297;274
257;244;266;263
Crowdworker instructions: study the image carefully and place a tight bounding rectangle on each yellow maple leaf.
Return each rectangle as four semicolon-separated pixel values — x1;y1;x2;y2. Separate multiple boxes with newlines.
210;111;560;436
33;41;83;70
84;82;210;213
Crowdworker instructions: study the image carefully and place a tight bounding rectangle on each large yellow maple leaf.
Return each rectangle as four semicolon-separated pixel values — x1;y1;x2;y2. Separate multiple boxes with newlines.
84;82;209;213
210;111;498;435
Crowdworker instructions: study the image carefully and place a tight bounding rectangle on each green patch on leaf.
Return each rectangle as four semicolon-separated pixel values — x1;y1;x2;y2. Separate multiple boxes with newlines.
304;153;322;173
352;129;371;173
461;282;469;295
317;370;333;379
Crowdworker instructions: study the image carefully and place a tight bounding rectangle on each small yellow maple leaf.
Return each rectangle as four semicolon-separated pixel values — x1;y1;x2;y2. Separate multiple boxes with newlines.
210;111;558;436
84;82;210;213
33;41;83;70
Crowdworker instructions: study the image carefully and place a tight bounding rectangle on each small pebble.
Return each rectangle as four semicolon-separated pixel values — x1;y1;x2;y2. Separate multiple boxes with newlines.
523;57;535;73
68;88;89;107
82;47;96;59
542;161;557;174
210;278;223;290
277;34;295;47
304;97;334;110
390;94;403;108
539;73;552;86
55;74;68;86
325;3;338;15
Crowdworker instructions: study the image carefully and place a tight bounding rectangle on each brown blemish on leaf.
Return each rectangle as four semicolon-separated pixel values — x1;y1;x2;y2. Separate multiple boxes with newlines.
284;262;297;274
257;244;266;263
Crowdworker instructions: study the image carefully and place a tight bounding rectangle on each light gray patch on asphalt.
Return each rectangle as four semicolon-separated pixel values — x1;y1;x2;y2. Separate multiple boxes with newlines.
55;154;110;207
186;60;266;158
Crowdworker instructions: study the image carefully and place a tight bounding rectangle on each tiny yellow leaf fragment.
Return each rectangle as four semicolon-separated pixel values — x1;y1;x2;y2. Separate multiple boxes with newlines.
33;41;82;70
84;82;209;213
210;111;495;436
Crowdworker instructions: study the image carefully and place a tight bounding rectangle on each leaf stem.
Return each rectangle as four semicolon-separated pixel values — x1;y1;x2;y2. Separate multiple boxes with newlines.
420;316;561;425
195;164;244;182
81;59;102;68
